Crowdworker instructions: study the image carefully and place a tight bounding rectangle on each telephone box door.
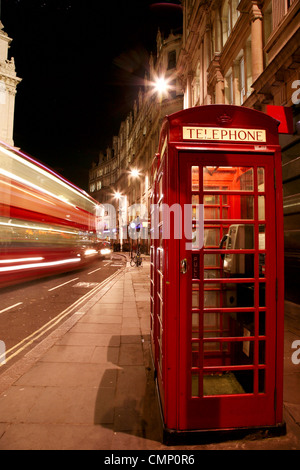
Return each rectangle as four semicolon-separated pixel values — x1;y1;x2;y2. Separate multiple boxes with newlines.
179;152;277;430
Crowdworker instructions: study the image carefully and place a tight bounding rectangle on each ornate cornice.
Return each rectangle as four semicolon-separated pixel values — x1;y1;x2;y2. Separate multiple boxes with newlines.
0;58;19;78
0;22;12;45
207;53;224;88
249;1;263;22
0;61;22;91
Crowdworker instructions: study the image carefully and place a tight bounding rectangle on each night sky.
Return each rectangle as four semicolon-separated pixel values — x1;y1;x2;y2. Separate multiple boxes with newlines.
2;0;182;191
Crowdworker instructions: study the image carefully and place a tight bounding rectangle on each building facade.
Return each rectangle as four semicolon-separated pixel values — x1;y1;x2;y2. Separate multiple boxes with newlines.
89;30;183;252
0;21;21;146
177;0;299;110
89;0;300;301
177;0;300;302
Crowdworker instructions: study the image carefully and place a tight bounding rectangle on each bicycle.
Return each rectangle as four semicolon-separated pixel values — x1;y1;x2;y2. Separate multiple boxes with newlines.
130;250;143;267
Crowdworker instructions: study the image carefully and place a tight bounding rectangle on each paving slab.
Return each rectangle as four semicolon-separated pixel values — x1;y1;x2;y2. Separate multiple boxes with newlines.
0;257;299;450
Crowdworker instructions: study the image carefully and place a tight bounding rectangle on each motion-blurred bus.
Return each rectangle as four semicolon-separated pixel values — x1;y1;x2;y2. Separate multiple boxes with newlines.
0;140;107;288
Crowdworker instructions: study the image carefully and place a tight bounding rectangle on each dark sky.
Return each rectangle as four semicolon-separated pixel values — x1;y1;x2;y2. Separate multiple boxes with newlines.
2;0;182;191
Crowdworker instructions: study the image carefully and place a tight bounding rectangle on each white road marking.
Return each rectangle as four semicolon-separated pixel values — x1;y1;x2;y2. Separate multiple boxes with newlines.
0;302;23;314
87;267;102;275
73;282;99;288
48;277;79;291
2;269;123;365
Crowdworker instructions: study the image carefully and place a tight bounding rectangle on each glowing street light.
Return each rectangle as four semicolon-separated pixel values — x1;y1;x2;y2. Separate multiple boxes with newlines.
145;71;176;102
154;76;169;95
130;168;140;178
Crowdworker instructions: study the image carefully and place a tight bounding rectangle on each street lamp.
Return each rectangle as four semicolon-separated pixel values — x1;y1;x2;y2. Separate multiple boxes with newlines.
114;191;121;200
145;73;171;99
130;168;140;178
154;76;169;95
114;191;127;252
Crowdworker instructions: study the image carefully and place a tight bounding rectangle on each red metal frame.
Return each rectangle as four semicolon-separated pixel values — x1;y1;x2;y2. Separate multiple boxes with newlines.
178;153;276;429
150;105;285;442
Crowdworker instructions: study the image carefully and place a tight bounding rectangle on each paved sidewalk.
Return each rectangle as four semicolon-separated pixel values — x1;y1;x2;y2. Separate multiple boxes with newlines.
0;254;299;450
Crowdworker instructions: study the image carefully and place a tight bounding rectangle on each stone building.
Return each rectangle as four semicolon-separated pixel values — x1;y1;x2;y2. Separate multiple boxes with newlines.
0;21;21;146
89;0;300;297
89;30;183;252
177;0;299;109
177;0;300;302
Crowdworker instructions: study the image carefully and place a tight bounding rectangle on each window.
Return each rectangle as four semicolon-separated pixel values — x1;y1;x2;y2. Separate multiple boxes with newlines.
272;0;294;29
168;50;176;70
225;69;233;105
193;64;201;106
221;0;240;47
227;2;232;37
232;0;240;29
169;79;177;99
190;164;268;397
263;2;273;44
245;40;252;96
233;39;252;105
221;0;231;46
240;56;246;104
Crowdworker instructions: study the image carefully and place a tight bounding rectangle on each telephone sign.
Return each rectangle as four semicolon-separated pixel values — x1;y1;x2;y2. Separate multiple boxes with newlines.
183;126;267;142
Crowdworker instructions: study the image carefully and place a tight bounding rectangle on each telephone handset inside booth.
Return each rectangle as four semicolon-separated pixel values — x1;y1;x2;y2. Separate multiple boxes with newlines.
220;223;265;279
219;223;265;359
219;224;256;330
221;224;254;276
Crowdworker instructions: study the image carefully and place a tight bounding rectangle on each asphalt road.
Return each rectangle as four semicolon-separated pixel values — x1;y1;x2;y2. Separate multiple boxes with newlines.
0;254;126;372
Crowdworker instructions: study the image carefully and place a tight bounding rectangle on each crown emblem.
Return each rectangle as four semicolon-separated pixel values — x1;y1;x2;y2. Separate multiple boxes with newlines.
217;114;233;125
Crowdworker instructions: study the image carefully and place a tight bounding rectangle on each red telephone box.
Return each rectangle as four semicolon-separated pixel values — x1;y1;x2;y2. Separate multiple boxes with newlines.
150;105;286;444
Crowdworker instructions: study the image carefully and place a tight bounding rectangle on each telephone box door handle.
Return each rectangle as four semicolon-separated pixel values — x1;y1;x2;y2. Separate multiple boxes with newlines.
180;258;188;274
